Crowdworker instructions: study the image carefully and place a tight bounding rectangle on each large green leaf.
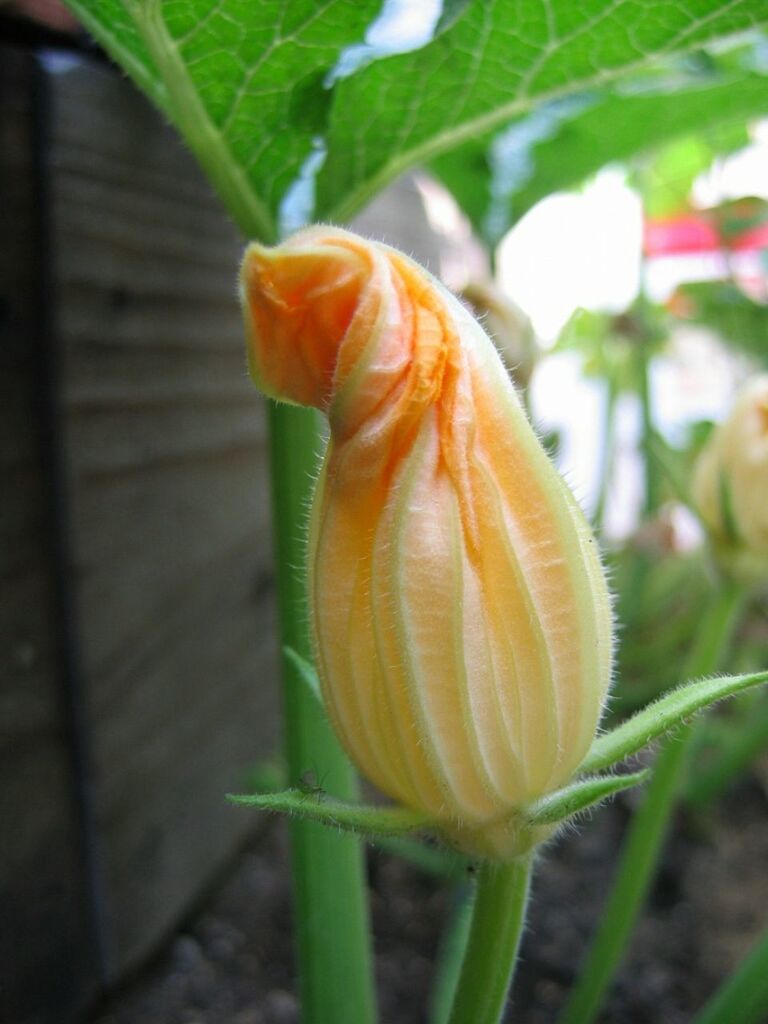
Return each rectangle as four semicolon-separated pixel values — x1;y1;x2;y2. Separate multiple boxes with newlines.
65;0;768;242
318;3;768;223
432;57;768;244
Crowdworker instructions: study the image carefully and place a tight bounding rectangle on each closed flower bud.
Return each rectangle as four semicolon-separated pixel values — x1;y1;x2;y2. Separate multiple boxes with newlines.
692;375;768;583
240;226;612;858
460;280;537;389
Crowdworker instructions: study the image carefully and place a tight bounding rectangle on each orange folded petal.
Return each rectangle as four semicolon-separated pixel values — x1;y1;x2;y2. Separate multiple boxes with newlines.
240;226;613;854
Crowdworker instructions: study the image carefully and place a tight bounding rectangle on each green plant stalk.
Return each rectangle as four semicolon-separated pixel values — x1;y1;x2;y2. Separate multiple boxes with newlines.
124;0;277;243
447;856;534;1024
560;581;745;1024
430;885;474;1024
594;372;619;533
268;402;376;1024
636;334;661;517
695;921;768;1024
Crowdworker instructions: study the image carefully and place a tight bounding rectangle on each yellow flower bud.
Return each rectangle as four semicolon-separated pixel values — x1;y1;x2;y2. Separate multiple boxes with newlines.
240;226;612;858
692;375;768;583
460;280;537;389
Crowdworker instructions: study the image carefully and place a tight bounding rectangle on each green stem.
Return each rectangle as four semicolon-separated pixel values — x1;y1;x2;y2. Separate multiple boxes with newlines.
593;373;619;534
559;581;745;1024
636;334;660;518
448;856;534;1024
268;402;376;1024
430;885;475;1024
696;921;768;1024
126;0;277;242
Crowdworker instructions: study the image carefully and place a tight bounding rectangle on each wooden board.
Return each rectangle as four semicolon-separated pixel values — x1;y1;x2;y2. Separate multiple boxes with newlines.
0;47;98;1024
49;56;281;980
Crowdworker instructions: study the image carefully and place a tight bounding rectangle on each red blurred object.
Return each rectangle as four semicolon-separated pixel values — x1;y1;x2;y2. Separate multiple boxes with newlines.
644;216;721;256
645;205;768;258
645;199;768;303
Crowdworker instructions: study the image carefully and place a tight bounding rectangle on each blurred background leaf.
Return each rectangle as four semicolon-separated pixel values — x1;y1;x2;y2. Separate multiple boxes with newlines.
679;280;768;361
636;129;750;219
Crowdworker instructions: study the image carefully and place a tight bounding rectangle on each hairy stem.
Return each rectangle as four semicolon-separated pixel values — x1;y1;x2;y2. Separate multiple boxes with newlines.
448;856;534;1024
268;402;376;1024
125;0;276;242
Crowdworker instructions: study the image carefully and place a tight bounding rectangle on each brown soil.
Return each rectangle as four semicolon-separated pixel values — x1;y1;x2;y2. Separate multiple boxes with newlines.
88;775;768;1024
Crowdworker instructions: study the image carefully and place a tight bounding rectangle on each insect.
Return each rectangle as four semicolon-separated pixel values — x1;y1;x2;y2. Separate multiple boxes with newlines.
298;770;325;796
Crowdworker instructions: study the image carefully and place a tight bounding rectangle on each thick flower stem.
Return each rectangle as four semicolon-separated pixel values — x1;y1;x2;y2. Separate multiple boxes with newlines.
268;402;376;1024
448;856;534;1024
559;580;746;1024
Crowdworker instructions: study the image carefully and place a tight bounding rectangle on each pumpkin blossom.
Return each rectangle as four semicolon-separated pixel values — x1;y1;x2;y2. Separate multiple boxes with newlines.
460;279;537;389
240;226;613;857
692;374;768;583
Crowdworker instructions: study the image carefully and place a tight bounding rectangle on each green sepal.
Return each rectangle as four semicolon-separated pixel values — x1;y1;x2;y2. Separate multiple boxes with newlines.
526;770;650;826
283;645;322;704
228;788;435;838
582;670;768;775
231;672;768;852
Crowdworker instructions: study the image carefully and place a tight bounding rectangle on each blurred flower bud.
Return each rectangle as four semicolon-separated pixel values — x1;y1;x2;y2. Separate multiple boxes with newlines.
460;279;537;389
692;375;768;584
240;227;612;858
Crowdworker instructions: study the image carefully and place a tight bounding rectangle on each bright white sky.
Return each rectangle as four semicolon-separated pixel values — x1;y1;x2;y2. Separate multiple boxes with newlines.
498;169;644;344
